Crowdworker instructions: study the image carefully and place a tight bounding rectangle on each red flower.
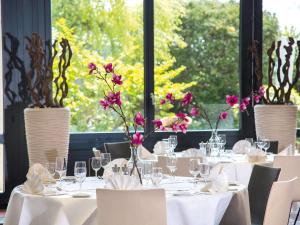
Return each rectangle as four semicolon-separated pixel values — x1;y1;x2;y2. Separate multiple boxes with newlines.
131;132;143;145
190;107;200;117
219;111;228;120
179;123;188;134
166;93;175;103
100;99;109;110
160;99;166;105
112;74;123;85
242;97;250;107
107;91;122;106
153;119;164;130
226;95;239;107
182;91;193;106
134;112;145;127
88;63;97;74
240;102;247;112
104;63;113;73
259;86;265;96
176;112;189;122
254;95;261;103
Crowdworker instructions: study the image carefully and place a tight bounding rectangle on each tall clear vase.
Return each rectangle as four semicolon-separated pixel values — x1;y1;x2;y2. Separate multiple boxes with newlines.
128;146;143;184
208;130;220;157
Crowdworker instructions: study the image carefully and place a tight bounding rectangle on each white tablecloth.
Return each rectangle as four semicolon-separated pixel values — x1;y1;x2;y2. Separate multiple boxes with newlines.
5;178;249;225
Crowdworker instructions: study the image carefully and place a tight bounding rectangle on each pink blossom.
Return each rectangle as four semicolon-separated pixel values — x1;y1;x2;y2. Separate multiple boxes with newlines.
190;107;200;117
160;99;166;105
226;95;239;107
131;132;143;145
240;102;247;112
259;86;265;96
254;95;261;103
179;123;188;134
100;99;109;110
219;111;228;120
152;119;164;130
242;97;250;107
88;63;97;74
134;112;145;127
182;91;193;106
104;63;113;73
112;74;123;85
166;93;175;103
172;123;178;132
107;91;122;106
176;112;189;122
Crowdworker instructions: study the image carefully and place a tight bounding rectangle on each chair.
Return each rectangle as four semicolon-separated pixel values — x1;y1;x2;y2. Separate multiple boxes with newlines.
157;155;203;177
248;165;281;225
96;189;167;225
104;141;131;160
263;178;297;225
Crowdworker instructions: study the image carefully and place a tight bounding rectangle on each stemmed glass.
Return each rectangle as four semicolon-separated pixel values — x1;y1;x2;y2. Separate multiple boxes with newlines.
74;161;87;193
46;162;56;178
151;167;163;186
218;134;226;155
189;159;201;185
55;157;67;185
100;153;111;170
166;154;177;180
91;157;101;179
168;135;178;152
256;136;266;151
262;139;270;153
199;163;210;184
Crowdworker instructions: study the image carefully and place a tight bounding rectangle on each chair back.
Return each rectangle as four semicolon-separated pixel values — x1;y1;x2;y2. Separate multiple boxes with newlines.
157;155;203;177
104;141;131;160
263;178;297;225
273;155;300;200
96;189;167;225
248;165;281;225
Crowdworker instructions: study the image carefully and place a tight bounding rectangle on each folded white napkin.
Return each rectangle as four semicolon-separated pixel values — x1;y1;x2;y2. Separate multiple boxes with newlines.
153;141;169;155
279;144;294;156
138;145;156;160
103;158;128;179
182;148;203;157
202;172;228;193
23;163;55;194
106;175;141;190
232;140;251;154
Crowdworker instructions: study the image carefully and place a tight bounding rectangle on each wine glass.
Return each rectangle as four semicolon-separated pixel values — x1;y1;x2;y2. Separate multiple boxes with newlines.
100;153;111;169
199;163;210;184
166;154;177;180
218;134;226;155
151;167;163;186
262;139;270;153
91;157;101;179
143;161;153;185
168;135;178;152
55;157;67;184
189;159;201;185
74;161;87;192
256;136;266;151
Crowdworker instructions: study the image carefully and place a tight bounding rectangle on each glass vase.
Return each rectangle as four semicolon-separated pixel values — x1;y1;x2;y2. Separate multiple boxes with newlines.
208;130;221;157
128;146;143;184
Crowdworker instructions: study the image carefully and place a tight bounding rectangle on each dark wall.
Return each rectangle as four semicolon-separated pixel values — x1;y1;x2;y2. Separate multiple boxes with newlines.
1;0;51;205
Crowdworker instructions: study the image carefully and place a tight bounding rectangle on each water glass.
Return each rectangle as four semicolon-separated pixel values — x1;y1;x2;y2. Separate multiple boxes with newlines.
166;154;177;179
151;167;163;186
199;142;207;156
74;161;87;192
168;135;178;152
100;153;111;169
218;134;226;155
46;162;56;178
189;159;201;185
199;163;210;184
91;157;101;178
55;157;67;182
143;161;154;184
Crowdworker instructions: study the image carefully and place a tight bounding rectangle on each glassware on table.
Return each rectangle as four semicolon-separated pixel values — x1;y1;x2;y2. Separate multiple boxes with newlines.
189;159;201;185
100;153;111;169
74;161;87;192
166;154;177;179
199;163;210;184
55;157;67;183
245;138;254;146
46;162;56;178
199;142;207;156
168;135;178;152
91;157;101;179
218;134;226;155
256;136;266;151
262;139;270;153
143;161;154;184
151;167;163;186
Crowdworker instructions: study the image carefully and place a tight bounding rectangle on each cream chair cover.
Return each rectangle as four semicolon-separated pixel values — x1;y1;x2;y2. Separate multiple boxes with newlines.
157;155;203;177
96;189;167;225
273;155;300;200
263;178;297;225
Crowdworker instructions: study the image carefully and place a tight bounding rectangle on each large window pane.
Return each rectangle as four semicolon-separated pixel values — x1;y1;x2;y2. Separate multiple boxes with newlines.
154;0;240;130
263;0;300;126
52;0;144;132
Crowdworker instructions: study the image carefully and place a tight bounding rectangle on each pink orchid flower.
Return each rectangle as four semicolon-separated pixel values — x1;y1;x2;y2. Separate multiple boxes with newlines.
259;86;265;96
166;93;175;103
182;91;193;106
160;99;166;105
134;112;145;127
107;91;122;106
240;102;247;112
179;123;188;134
104;63;113;73
88;63;97;74
176;112;189;122
190;107;200;117
254;95;261;103
131;132;143;145
219;111;228;120
242;97;250;107
153;119;164;130
226;95;239;107
172;123;178;132
112;74;123;85
99;99;109;110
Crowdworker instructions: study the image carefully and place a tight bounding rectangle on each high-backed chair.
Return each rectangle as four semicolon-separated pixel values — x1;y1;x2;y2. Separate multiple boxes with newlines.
96;189;167;225
157;155;203;177
263;178;297;225
248;165;281;225
104;141;131;160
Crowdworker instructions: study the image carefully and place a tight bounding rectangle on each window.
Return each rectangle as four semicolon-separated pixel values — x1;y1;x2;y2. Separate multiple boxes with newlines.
263;0;300;127
154;0;240;130
52;0;144;132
